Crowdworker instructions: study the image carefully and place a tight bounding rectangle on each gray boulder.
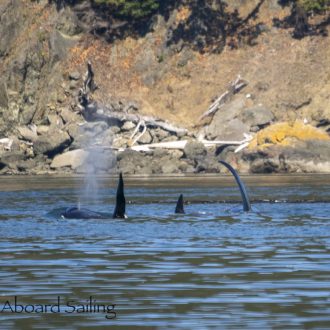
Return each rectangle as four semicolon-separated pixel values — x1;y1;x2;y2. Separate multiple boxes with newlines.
33;131;71;156
50;149;88;169
214;118;249;141
205;97;249;140
47;113;64;129
16;159;37;172
161;159;180;174
0;151;26;167
19;105;37;125
121;121;136;131
240;106;274;130
196;158;222;173
183;141;207;162
244;140;330;173
150;154;182;174
168;149;184;159
138;130;153;144
153;148;168;158
162;135;178;142
60;108;81;124
17;126;38;142
117;149;152;174
150;128;170;142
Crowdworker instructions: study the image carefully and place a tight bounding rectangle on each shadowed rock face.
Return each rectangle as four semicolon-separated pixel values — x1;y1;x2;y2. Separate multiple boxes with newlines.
33;131;72;157
244;140;330;174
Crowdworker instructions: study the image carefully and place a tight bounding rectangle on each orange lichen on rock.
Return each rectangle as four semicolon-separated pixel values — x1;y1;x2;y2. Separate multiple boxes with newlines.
249;121;330;149
176;6;191;23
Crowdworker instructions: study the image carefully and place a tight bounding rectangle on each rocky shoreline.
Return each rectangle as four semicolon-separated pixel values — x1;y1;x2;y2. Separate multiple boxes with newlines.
0;79;329;175
0;1;329;175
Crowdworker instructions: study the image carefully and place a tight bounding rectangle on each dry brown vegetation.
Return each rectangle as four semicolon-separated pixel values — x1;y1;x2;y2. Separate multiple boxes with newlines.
62;4;329;130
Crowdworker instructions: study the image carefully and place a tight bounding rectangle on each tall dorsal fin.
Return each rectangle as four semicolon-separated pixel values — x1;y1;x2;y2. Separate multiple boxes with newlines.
175;194;185;214
219;161;251;212
113;172;127;218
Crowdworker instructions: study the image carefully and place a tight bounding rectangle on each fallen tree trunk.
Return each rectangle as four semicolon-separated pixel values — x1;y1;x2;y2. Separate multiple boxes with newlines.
78;61;188;136
81;102;188;135
199;75;248;121
117;134;252;152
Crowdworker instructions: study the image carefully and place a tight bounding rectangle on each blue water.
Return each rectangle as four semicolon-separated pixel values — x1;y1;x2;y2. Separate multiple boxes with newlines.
0;175;329;329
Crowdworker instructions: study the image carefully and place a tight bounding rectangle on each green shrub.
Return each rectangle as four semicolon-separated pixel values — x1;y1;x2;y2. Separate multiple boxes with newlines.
93;0;159;18
298;0;329;12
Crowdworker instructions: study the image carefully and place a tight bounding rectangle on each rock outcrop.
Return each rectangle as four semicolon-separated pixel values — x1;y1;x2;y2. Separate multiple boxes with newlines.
0;0;329;175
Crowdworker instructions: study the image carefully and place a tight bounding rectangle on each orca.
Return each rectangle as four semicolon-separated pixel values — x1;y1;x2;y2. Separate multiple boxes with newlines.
61;206;106;219
174;161;251;213
219;160;251;212
61;173;127;219
112;172;127;218
175;194;185;214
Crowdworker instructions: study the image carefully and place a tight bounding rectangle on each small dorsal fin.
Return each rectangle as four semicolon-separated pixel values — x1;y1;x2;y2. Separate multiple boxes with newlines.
175;194;185;214
113;172;127;218
219;161;251;212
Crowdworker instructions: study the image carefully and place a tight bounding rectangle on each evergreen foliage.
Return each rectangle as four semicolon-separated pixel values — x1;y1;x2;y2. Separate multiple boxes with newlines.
93;0;159;18
298;0;329;13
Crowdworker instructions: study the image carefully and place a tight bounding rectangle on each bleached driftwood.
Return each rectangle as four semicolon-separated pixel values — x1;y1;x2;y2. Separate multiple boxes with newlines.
201;133;252;147
129;120;147;146
199;75;248;121
117;134;253;152
77;62;188;136
130;119;144;140
82;105;189;136
0;138;13;151
119;140;188;152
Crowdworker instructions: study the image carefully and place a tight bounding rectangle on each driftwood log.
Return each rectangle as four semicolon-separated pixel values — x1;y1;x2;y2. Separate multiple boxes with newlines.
199;75;248;121
78;62;252;153
90;134;253;153
78;62;188;136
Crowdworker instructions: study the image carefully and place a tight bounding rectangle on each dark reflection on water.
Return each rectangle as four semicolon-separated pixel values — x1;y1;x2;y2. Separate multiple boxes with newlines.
0;175;330;329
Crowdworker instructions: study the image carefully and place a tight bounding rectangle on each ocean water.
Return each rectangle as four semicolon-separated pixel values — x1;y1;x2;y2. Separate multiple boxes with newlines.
0;174;329;329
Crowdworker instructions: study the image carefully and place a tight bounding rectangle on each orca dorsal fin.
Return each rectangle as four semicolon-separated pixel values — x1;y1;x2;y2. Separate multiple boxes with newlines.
113;172;127;218
175;194;185;214
219;161;251;212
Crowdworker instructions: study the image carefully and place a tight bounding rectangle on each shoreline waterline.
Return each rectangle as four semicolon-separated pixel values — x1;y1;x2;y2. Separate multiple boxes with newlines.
0;173;329;192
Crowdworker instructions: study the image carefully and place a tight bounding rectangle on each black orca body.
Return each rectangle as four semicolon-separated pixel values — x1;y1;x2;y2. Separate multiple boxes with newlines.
61;173;127;219
61;206;106;219
174;161;251;213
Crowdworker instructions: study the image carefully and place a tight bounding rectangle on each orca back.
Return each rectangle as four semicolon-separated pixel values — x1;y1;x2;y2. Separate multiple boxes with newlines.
62;207;105;219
